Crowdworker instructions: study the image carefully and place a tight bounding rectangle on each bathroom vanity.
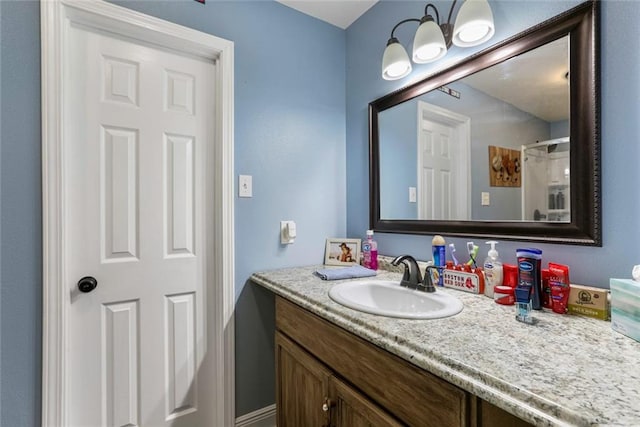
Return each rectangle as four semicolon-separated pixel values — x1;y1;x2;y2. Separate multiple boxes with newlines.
251;266;640;426
275;296;527;426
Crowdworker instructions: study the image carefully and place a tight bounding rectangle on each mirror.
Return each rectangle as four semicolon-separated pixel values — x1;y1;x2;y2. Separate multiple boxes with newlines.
370;1;600;246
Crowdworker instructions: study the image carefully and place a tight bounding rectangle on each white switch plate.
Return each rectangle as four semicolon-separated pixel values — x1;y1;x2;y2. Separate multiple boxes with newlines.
239;175;252;198
409;187;417;203
481;192;490;206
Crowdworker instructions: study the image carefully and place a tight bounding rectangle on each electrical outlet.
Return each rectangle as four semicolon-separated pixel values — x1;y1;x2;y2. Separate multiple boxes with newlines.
481;192;490;206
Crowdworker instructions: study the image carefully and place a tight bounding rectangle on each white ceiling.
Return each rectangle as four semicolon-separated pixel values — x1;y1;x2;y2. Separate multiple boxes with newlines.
276;0;378;29
463;37;569;122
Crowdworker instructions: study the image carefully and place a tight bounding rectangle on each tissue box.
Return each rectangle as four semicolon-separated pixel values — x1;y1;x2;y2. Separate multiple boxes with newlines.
567;284;610;320
610;278;640;343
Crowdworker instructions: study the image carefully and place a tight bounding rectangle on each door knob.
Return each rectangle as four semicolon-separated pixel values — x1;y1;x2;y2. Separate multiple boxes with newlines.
77;276;98;293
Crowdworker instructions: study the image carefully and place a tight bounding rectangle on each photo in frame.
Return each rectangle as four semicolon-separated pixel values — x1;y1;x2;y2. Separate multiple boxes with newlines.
324;238;361;266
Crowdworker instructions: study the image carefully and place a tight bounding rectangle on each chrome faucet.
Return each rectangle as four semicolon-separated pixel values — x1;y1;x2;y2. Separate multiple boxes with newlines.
391;255;438;293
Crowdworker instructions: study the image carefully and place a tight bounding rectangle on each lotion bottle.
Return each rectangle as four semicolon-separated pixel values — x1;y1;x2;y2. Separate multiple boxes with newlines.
483;241;503;298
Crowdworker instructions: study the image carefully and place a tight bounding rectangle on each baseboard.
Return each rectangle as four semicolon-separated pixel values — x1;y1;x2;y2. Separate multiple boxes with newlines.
235;404;276;427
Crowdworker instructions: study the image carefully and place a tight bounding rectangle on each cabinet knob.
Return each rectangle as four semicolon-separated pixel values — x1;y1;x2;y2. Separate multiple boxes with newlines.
322;397;334;412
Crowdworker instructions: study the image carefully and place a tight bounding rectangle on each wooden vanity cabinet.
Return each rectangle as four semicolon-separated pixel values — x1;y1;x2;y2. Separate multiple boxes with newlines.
275;296;533;427
276;332;402;427
276;332;332;426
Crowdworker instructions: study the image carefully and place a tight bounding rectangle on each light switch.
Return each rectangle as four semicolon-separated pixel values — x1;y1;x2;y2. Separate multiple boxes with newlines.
239;175;252;198
481;192;490;206
409;187;417;203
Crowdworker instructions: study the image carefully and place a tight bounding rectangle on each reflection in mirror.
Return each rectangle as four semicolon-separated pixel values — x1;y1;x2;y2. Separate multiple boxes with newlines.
369;1;600;245
379;36;569;222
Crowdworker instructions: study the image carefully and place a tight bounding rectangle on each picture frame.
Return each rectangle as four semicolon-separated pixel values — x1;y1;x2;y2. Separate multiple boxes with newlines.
324;238;361;266
488;145;521;187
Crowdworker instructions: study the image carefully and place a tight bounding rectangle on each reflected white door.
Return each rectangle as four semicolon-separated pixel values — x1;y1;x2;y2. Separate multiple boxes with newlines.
65;22;217;426
417;102;470;220
418;120;455;220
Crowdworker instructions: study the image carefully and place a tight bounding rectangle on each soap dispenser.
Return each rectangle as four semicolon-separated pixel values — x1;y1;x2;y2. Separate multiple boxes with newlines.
483;241;503;298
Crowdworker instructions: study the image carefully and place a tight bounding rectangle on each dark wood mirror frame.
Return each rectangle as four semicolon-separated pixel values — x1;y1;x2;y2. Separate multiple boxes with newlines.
369;1;600;246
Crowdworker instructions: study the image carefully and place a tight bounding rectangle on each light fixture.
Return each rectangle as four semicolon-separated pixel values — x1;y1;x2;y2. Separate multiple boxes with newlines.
382;36;412;80
382;0;495;80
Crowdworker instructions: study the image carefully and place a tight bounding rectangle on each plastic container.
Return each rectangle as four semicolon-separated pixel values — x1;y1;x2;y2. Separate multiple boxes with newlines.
503;264;518;287
361;230;378;270
556;190;565;210
494;286;515;305
483;241;503;298
473;266;485;294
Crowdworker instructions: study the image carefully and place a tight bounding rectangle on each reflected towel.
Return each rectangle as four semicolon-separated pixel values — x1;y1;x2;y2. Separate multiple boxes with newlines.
314;265;377;281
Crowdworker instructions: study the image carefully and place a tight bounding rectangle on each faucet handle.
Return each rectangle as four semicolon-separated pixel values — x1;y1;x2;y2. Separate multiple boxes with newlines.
421;265;438;293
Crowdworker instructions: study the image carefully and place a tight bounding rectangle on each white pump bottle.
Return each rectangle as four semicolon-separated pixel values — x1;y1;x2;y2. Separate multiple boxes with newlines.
483;241;503;298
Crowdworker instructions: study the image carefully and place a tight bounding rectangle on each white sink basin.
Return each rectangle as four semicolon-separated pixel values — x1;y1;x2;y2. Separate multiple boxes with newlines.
328;280;463;319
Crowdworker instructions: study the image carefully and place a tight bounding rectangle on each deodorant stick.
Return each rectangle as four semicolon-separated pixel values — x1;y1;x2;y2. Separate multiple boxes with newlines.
432;235;446;286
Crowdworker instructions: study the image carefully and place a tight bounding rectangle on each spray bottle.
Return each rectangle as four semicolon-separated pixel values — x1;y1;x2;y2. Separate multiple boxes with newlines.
483;241;503;298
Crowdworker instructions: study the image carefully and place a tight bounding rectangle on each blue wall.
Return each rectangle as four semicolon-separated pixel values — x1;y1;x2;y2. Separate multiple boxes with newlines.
1;1;43;424
0;0;345;423
3;0;640;424
347;0;640;286
379;100;417;219
379;80;551;220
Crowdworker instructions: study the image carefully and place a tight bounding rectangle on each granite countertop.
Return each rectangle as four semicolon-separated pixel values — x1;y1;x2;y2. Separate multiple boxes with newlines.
251;263;640;427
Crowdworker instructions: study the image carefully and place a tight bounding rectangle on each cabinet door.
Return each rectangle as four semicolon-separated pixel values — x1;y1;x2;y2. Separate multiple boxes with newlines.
475;398;534;427
330;376;403;427
276;332;332;427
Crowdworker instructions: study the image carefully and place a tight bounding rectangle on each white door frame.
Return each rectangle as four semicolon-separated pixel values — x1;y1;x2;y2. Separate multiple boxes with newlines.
40;1;235;425
417;101;471;220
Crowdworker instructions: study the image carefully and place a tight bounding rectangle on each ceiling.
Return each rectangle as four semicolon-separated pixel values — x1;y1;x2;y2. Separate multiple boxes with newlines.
276;0;378;29
463;36;569;123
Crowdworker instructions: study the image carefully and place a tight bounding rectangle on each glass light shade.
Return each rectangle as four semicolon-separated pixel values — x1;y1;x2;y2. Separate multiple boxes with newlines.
412;19;447;63
382;40;412;80
452;0;495;47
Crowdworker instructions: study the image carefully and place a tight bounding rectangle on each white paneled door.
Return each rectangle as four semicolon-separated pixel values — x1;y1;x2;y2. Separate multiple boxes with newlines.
416;101;470;221
418;119;455;220
64;21;216;426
